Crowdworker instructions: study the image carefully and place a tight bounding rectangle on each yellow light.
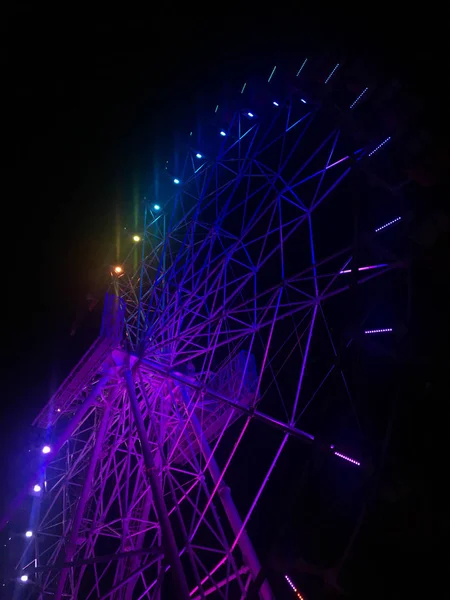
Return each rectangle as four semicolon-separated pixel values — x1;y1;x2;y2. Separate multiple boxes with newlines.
114;266;123;274
132;235;141;242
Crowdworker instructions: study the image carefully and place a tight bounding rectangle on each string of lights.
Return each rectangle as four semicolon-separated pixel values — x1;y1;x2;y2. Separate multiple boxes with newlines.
285;574;306;599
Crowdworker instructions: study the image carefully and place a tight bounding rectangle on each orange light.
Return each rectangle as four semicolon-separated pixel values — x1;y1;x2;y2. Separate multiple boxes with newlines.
114;266;123;274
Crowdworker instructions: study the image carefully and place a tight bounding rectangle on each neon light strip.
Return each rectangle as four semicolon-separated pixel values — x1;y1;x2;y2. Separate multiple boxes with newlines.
339;263;388;274
296;58;308;77
368;136;391;156
268;66;277;83
215;105;219;113
364;328;393;334
325;63;339;84
327;155;349;169
350;87;368;109
241;82;246;94
334;452;360;466
374;216;401;232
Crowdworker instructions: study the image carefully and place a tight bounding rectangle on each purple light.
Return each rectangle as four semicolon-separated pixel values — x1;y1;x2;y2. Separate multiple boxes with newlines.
350;86;369;109
375;216;401;232
42;445;51;454
364;328;393;335
33;484;41;493
334;452;360;466
20;575;28;582
25;530;33;538
325;63;340;84
327;155;349;169
340;263;388;274
368;136;391;157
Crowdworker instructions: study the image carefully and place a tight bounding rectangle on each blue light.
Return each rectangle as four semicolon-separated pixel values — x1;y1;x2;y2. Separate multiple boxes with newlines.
273;101;279;106
153;204;161;211
368;136;391;157
296;58;308;77
300;98;307;104
196;153;202;159
350;86;369;109
247;112;254;118
220;130;226;137
325;63;340;84
173;178;180;184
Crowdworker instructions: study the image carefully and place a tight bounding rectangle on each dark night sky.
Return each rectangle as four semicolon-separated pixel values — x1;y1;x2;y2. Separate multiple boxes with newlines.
1;7;449;598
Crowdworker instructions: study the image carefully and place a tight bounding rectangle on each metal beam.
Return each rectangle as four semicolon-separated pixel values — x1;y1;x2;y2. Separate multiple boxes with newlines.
124;368;191;600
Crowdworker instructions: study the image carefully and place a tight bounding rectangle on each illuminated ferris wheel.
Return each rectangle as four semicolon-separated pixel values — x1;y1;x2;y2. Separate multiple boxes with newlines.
2;59;407;599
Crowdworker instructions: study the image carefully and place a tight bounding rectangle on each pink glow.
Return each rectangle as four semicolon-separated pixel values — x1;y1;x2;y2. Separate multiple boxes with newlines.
327;156;349;169
340;263;388;274
285;574;306;599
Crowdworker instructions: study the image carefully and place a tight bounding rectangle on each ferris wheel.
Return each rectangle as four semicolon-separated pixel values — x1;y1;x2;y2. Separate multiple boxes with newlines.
2;60;408;599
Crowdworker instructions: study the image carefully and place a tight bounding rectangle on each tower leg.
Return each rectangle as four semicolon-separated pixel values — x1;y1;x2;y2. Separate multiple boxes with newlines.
124;368;191;600
0;375;110;533
54;402;112;599
189;410;275;600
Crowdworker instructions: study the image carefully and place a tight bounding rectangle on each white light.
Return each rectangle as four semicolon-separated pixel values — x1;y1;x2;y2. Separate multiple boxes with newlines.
56;408;61;412
300;98;307;103
374;216;401;232
25;531;33;538
42;445;51;454
247;112;254;117
173;178;180;184
273;101;279;106
196;153;202;159
364;328;393;335
33;484;41;493
219;130;226;136
153;204;161;211
20;575;28;582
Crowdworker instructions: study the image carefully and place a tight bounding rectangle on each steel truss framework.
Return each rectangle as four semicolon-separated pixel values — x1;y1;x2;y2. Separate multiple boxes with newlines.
8;64;406;599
